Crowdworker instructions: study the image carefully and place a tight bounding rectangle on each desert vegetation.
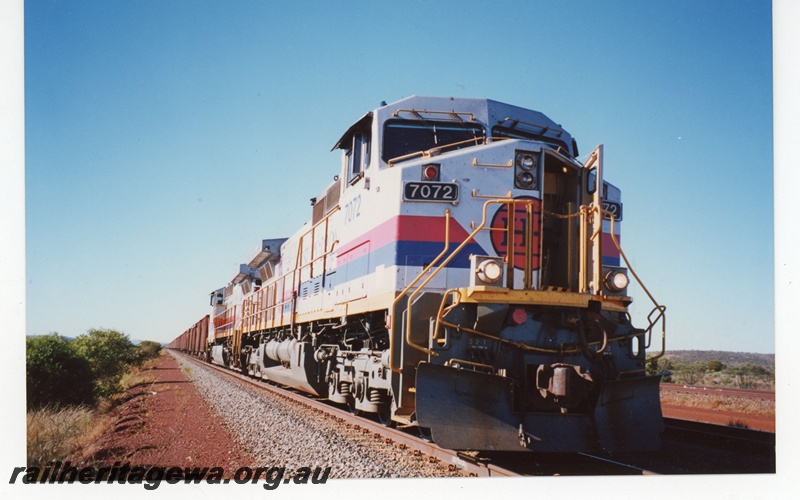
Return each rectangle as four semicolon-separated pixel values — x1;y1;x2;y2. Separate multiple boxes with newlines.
25;329;162;467
658;390;775;417
646;350;775;391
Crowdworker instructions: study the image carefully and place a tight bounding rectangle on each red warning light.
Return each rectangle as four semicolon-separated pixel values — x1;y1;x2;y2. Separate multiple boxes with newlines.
422;164;440;181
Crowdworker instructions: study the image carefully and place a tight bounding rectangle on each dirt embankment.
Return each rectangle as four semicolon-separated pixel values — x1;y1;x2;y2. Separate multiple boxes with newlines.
78;353;254;473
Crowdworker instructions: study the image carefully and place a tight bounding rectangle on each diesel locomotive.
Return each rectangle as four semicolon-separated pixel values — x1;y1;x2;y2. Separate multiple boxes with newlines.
169;95;667;453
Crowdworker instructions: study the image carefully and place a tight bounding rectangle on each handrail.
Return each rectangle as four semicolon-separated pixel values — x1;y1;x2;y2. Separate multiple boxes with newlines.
444;358;496;374
420;204;665;363
431;287;638;356
384;188;664;372
387;137;485;167
240;207;342;335
402;199;538;358
471;189;513;199
600;208;667;360
387;210;451;372
472;157;512;168
391;109;476;121
213;305;237;340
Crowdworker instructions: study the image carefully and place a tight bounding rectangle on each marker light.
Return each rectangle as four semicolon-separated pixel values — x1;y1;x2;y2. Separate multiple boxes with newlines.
422;163;440;181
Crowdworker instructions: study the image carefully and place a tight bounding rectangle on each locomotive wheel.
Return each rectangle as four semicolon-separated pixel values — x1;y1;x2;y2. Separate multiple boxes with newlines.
418;426;433;442
327;377;337;399
376;389;394;427
377;402;393;427
346;397;360;416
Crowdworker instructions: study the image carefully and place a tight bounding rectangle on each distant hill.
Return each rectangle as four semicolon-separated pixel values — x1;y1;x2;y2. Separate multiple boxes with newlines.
664;350;774;367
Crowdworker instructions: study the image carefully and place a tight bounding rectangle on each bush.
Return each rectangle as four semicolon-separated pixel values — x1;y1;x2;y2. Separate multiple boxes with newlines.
27;329;163;409
651;355;774;390
705;359;726;372
72;329;136;398
646;357;674;382
26;334;96;409
133;340;162;365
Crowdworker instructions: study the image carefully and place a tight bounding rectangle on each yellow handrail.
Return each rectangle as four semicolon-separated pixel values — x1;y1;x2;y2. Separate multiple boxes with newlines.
430;287;617;355
471;157;512;168
601;208;667;360
240;206;343;335
391;109;476;121
444;358;496;374
402;199;539;359
388;137;486;167
421;204;665;362
387;210;451;372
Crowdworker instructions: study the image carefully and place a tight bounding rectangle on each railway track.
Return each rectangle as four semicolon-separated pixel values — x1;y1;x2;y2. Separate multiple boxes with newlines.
587;418;775;475
173;352;775;476
174;352;517;477
664;417;775;454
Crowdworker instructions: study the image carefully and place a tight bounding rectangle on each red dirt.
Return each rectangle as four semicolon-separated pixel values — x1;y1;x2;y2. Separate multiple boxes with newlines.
78;352;255;474
661;404;775;432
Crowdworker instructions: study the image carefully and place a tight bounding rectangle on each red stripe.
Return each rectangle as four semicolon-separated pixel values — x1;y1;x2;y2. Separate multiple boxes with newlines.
337;215;473;257
602;232;621;258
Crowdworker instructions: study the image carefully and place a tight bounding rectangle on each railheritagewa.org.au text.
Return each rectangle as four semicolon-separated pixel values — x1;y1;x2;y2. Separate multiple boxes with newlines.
9;461;331;490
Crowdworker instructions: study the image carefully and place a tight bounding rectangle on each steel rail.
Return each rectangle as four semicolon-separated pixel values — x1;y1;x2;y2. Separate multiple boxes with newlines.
576;453;659;475
172;352;519;478
663;417;775;455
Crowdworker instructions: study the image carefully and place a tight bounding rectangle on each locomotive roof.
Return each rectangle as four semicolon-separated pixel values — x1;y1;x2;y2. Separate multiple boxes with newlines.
333;95;573;155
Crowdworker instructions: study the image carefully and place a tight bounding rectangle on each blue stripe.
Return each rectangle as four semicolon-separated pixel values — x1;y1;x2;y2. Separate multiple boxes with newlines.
317;240;488;291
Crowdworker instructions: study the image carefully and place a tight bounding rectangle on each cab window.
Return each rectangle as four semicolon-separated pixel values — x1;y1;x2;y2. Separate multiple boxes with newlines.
347;133;370;184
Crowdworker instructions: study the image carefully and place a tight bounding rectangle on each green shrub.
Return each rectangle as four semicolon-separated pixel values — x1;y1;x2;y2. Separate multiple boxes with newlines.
72;329;136;398
26;334;96;409
133;340;162;364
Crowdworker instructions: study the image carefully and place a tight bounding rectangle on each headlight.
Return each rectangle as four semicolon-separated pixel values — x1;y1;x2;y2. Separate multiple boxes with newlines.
604;270;629;293
478;260;503;283
517;154;536;170
516;171;536;188
470;255;505;286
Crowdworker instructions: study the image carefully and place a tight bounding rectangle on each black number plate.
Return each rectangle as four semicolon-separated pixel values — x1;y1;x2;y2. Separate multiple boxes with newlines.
602;201;623;221
403;182;459;202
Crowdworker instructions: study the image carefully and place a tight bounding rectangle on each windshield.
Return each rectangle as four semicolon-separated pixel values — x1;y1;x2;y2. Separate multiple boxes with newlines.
382;119;485;163
491;125;570;154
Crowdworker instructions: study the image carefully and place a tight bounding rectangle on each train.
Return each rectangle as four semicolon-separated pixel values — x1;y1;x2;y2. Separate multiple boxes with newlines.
168;95;667;453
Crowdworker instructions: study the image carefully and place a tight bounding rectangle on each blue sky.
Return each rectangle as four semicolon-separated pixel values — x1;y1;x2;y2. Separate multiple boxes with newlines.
22;0;775;353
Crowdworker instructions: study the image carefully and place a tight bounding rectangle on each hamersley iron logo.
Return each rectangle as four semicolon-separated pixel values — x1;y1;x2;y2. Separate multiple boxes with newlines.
489;197;541;270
